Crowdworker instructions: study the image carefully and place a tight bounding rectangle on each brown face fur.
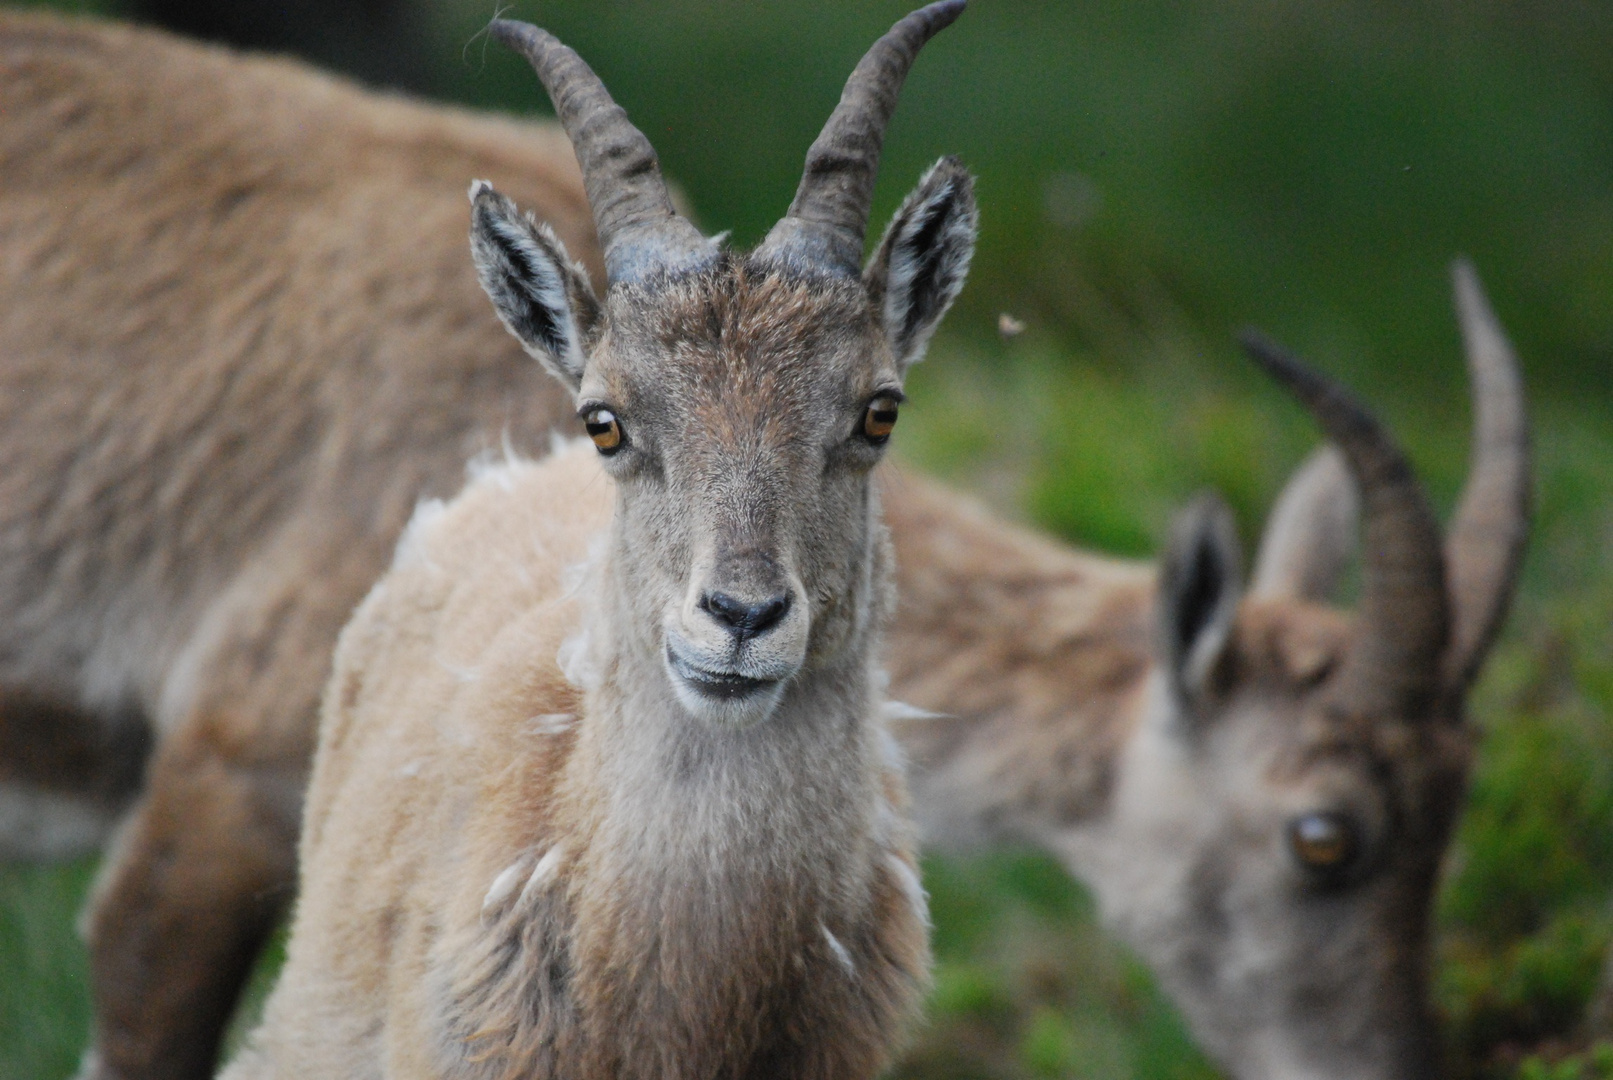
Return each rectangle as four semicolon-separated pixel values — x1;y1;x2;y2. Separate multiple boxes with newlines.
1103;597;1471;1080
580;262;902;727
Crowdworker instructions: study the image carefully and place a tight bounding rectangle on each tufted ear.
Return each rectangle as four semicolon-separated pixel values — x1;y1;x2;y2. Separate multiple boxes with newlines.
865;156;977;369
469;180;601;392
1157;493;1244;707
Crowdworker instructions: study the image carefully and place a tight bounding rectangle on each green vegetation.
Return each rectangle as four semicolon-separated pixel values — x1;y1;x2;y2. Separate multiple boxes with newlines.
3;1;1612;1077
0;859;94;1078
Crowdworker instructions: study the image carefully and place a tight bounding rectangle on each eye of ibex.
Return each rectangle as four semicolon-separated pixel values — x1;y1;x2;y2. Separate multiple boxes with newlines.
1286;811;1360;877
862;394;901;444
583;407;624;454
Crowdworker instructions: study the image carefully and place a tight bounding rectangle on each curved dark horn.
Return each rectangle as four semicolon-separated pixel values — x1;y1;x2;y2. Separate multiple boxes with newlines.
756;0;966;274
491;19;711;283
1443;259;1531;690
1241;330;1448;719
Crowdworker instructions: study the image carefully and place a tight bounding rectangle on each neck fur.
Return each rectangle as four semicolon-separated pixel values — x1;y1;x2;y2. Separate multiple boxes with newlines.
440;482;924;1080
531;517;895;1075
562;513;887;944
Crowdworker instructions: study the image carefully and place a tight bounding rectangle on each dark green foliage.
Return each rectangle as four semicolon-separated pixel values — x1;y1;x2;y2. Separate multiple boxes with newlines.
1512;1042;1613;1080
0;859;95;1079
894;852;1219;1080
1436;573;1613;1076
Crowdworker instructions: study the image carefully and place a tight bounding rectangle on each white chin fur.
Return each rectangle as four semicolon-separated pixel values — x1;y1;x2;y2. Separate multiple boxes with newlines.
662;646;790;729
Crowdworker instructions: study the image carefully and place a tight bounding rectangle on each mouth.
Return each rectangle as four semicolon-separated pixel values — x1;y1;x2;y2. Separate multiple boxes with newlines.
665;647;776;701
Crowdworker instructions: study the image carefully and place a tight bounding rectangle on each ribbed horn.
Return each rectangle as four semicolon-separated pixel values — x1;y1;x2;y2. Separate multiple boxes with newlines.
1442;259;1531;691
1241;330;1449;720
756;0;966;274
490;19;712;283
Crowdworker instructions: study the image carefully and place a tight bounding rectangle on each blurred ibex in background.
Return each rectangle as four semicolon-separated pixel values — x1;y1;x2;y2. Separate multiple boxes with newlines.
0;12;596;1078
889;266;1529;1080
0;10;1528;1080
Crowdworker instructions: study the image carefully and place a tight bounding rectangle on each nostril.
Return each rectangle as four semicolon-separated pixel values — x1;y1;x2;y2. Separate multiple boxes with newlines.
700;591;792;640
748;594;790;635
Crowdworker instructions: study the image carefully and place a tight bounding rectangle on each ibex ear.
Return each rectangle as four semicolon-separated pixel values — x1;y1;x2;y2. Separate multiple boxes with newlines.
1250;445;1358;602
469;181;600;393
865;156;977;369
1157;493;1244;705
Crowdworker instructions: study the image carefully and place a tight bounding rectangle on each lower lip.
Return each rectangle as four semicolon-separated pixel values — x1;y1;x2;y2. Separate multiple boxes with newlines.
666;649;774;701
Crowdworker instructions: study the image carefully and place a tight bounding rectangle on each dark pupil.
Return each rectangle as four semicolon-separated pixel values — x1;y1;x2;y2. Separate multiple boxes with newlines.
865;399;898;439
1291;814;1352;866
585;410;620;450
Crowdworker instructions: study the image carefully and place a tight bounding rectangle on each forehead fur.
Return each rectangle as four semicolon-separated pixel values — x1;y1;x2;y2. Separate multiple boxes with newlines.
1232;599;1471;809
1228;598;1352;691
596;256;890;418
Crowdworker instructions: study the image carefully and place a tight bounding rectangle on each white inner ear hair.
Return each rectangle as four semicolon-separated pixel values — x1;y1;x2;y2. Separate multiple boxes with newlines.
490;213;586;375
883;179;975;362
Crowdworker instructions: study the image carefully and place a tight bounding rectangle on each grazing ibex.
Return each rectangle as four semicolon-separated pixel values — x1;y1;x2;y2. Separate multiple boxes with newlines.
221;6;974;1076
0;9;1525;1080
887;262;1530;1080
0;11;607;1079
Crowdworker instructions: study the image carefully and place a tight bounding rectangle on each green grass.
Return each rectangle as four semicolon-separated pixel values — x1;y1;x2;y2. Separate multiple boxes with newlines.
4;0;1613;1076
0;860;94;1079
894;851;1219;1080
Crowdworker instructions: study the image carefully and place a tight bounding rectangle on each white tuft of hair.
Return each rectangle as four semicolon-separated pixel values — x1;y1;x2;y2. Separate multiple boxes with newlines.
821;922;856;977
483;854;532;914
881;700;944;724
519;845;565;905
391;497;448;571
527;713;575;736
556;630;599;692
885;851;930;928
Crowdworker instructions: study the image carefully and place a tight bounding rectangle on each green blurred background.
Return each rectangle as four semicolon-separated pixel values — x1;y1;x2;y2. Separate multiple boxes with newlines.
3;1;1612;1077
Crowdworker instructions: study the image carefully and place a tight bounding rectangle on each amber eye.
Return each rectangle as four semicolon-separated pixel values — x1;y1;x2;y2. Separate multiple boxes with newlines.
1287;812;1359;875
862;394;900;444
584;408;623;454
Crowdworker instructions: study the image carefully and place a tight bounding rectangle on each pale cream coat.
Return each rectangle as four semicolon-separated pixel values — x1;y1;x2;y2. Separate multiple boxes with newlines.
226;442;929;1080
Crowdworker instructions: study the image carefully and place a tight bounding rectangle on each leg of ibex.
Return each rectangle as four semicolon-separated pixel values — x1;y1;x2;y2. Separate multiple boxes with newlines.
79;717;304;1080
78;551;365;1080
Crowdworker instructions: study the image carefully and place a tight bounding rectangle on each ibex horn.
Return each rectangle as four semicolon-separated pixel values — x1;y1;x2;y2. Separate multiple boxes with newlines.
490;19;713;283
1241;330;1449;720
1442;259;1531;691
757;0;967;275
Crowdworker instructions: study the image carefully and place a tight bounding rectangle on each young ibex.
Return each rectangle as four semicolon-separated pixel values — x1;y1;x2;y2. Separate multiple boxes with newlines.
221;4;975;1077
887;262;1530;1080
0;10;1525;1080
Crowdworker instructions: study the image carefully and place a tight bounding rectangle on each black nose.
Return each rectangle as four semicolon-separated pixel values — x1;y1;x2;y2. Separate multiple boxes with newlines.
700;591;792;641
